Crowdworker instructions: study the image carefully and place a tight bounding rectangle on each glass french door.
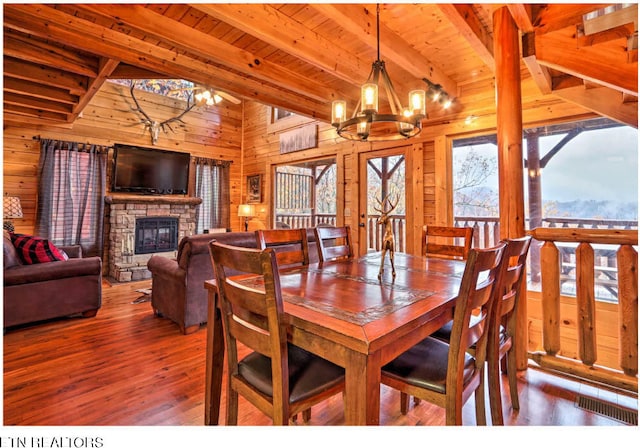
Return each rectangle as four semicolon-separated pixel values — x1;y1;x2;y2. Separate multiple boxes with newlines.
358;150;407;256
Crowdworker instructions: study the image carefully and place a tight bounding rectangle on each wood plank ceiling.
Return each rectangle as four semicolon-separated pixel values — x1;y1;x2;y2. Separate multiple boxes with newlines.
3;3;638;129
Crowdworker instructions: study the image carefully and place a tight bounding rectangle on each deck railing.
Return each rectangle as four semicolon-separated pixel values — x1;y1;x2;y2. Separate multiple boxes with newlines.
455;216;638;248
365;215;406;253
527;227;638;394
274;213;336;229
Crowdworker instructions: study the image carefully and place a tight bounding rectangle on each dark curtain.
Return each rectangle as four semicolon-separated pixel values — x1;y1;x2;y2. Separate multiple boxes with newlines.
194;157;231;233
35;139;108;257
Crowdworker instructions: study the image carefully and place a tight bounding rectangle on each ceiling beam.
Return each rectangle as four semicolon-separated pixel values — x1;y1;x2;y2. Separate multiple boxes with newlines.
68;58;120;122
109;65;170;80
553;84;638;127
523;27;638;95
190;3;369;88
4;91;72;114
4;4;331;121
437;4;495;71
3;77;79;105
582;4;637;35
77;4;337;103
308;3;458;96
4;32;99;78
507;4;536;32
3;57;88;95
577;23;636;47
532;4;611;35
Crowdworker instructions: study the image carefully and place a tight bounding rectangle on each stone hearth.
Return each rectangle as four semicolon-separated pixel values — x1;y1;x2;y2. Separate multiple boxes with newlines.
105;194;202;282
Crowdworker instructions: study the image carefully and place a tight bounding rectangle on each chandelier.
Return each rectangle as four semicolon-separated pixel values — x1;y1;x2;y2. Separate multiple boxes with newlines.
331;4;426;142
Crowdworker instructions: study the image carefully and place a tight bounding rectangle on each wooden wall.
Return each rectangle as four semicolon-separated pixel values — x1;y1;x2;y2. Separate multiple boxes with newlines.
239;71;613;369
3;81;243;235
241;71;597;256
4;72;611;367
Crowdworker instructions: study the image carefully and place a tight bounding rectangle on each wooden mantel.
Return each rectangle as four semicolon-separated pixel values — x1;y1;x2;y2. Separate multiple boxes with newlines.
104;194;202;206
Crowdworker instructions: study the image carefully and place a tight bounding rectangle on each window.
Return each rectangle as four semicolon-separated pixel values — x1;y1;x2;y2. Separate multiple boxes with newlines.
273;108;293;122
194;158;231;233
452;117;638;301
35;140;108;257
274;158;336;229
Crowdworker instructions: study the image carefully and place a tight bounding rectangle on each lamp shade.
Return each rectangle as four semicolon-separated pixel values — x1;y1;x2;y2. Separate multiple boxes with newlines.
3;196;23;219
237;204;255;217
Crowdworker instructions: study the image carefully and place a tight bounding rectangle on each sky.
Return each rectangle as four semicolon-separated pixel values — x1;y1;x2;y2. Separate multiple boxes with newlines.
535;126;638;203
454;124;639;205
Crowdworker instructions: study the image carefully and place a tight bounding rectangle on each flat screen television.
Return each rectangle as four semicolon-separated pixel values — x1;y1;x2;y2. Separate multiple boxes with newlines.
112;144;190;195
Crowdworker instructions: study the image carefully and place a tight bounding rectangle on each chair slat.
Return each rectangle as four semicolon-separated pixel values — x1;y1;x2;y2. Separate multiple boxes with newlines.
315;225;353;263
423;225;473;260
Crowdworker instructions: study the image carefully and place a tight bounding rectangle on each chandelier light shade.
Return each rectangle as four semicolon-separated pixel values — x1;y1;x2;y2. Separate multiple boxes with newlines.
3;196;23;232
331;4;426;142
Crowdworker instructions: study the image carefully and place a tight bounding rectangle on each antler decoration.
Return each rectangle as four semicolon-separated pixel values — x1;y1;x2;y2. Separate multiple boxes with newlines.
129;80;196;145
375;193;399;279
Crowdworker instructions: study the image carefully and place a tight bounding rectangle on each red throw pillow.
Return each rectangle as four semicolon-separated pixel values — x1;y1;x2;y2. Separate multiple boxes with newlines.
9;233;67;265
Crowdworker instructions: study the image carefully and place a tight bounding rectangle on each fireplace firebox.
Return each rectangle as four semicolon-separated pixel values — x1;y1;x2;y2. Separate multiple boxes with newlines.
135;217;179;254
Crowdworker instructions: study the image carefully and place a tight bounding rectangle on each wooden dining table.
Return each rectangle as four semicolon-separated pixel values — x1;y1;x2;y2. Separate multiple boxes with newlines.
203;251;466;425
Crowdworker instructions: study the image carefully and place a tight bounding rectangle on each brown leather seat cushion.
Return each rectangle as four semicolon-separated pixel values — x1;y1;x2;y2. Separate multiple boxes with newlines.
238;344;344;403
432;315;505;345
381;336;476;394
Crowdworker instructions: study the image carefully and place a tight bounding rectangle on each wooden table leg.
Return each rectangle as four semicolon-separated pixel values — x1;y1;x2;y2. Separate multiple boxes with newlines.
344;350;381;425
204;284;224;425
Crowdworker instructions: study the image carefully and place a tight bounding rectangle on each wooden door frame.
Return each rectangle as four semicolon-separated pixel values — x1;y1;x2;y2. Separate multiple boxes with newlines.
357;145;422;257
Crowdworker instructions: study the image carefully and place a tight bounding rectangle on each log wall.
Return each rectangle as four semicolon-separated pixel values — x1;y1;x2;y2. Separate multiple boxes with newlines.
241;71;598;256
3;81;243;235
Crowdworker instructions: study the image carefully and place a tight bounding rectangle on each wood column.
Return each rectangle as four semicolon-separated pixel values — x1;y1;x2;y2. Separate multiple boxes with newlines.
494;7;528;370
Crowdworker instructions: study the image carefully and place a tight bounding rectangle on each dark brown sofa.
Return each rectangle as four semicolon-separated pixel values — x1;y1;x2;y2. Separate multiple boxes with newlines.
147;229;320;334
3;231;102;330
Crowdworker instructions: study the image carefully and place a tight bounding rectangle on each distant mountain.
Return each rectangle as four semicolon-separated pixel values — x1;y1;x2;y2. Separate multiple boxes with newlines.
547;199;638;221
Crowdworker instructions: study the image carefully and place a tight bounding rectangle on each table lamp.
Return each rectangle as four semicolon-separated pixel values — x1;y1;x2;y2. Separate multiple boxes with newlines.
238;204;255;232
3;196;23;232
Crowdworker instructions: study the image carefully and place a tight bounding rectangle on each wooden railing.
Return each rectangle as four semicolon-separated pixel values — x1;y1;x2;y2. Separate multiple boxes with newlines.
527;227;638;393
454;216;638;249
274;213;336;229
365;215;406;253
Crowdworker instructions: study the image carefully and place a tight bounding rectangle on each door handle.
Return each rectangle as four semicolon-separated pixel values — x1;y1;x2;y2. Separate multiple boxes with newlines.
359;223;365;227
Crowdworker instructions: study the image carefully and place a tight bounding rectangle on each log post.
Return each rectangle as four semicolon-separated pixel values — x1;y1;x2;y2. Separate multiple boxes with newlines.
576;242;597;366
618;244;638;376
494;6;527;370
540;241;561;355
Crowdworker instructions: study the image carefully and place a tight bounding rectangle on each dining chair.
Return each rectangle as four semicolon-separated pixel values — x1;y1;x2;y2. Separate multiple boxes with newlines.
486;236;531;424
208;241;345;425
422;225;473;260
430;236;531;425
255;228;309;268
314;225;353;263
381;242;506;425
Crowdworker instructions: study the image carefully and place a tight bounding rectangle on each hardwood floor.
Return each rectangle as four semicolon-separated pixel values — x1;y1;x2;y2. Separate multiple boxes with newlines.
3;279;637;435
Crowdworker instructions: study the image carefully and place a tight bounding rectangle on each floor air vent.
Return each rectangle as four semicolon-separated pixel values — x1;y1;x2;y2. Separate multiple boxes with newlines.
576;396;638;425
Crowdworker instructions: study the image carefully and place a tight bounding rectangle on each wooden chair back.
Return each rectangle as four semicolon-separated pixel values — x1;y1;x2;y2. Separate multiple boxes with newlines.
487;235;532;424
314;225;353;263
492;236;532;332
209;240;345;425
255;228;309;268
381;242;506;425
446;242;506;405
209;241;291;422
422;225;473;260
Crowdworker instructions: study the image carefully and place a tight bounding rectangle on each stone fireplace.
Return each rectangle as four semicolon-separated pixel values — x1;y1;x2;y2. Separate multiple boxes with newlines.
105;194;202;282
